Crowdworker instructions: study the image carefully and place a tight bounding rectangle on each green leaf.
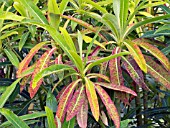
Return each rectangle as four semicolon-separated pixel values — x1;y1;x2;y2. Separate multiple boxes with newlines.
120;0;129;29
62;117;75;128
0;79;21;108
59;0;69;14
0;11;25;21
4;49;19;67
78;30;83;59
19;32;29;51
46;91;58;112
45;107;56;128
0;31;18;40
0;108;29;128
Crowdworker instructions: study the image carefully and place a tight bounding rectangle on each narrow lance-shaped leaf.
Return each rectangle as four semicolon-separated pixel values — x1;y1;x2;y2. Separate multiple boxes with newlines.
96;82;137;96
124;40;147;73
85;77;99;121
66;85;86;121
144;56;170;89
109;47;124;86
0;108;29;128
95;84;120;128
29;47;56;98
123;57;150;90
17;42;48;78
45;106;56;128
87;73;110;82
19;32;29;51
56;79;81;122
134;38;170;71
77;97;88;128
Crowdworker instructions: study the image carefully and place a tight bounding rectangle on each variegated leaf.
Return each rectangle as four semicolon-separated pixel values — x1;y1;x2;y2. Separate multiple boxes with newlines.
109;47;124;86
29;48;56;98
145;56;170;89
134;38;170;71
77;97;88;128
17;42;47;78
96;82;137;96
20;75;31;92
95;84;120;128
56;79;81;122
66;85;86;121
56;86;67;101
123;57;149;90
87;73;110;82
124;40;147;73
115;91;130;105
55;54;63;64
85;77;99;121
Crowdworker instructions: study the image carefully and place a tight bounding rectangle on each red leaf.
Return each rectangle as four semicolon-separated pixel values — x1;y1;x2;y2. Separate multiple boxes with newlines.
17;42;47;78
109;47;124;86
56;79;81;122
77;97;88;128
66;85;86;121
96;82;137;96
85;77;99;121
56;86;67;101
123;57;150;90
145;56;170;89
29;47;56;98
95;85;120;128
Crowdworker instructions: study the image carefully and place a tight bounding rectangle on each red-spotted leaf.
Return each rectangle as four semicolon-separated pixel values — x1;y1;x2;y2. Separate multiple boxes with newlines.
134;38;170;71
56;86;67;101
115;91;130;106
77;97;88;128
124;40;147;73
17;42;47;78
95;84;120;128
29;47;56;98
145;56;170;89
109;47;124;86
20;75;31;92
66;85;86;121
98;61;108;82
123;57;150;90
96;82;137;96
56;79;81;122
85;77;99;121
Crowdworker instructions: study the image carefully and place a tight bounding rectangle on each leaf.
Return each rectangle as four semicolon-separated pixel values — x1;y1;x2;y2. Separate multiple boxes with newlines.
0;11;25;21
109;47;124;86
95;85;120;128
134;38;170;71
87;73;110;82
45;106;56;128
4;49;19;67
144;56;170;89
66;85;86;121
124;40;147;73
19;32;29;51
0;79;21;108
20;75;31;92
123;57;150;90
0;108;29;128
100;111;108;126
0;31;18;40
77;97;88;128
85;77;99;121
46;91;58;112
83;35;106;49
17;0;48;24
62;117;75;128
59;0;69;14
84;51;130;73
29;48;56;98
96;82;137;96
120;0;129;29
17;42;48;78
56;79;81;122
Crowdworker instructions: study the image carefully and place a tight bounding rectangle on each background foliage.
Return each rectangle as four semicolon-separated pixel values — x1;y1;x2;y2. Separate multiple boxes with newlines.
0;0;170;128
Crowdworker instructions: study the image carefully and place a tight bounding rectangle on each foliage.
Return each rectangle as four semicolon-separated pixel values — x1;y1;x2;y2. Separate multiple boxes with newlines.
0;0;170;128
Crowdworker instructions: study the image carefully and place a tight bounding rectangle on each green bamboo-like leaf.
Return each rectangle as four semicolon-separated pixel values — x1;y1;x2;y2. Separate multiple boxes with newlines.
0;108;29;128
95;85;120;128
124;40;147;73
0;11;25;21
78;30;83;59
0;79;21;108
0;31;18;40
4;49;19;67
56;79;81;122
17;0;48;24
77;97;88;128
59;0;69;14
85;77;99;121
19;32;29;51
62;117;75;128
134;38;170;71
17;41;48;78
45;106;56;128
145;56;170;89
113;0;120;20
109;47;124;86
13;1;27;16
0;112;46;128
120;0;129;29
1;22;21;32
66;85;85;121
96;82;137;96
84;51;130;73
123;57;149;90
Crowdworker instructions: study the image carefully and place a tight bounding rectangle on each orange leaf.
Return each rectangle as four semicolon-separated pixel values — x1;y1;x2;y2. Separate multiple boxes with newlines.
95;84;120;128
